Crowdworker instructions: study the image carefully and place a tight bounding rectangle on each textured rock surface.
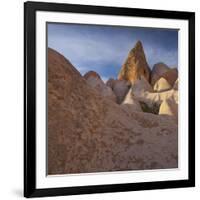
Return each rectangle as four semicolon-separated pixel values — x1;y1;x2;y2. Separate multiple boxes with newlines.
132;76;153;95
161;68;178;86
106;79;131;104
106;78;116;89
133;88;178;107
84;71;116;102
159;98;178;122
84;71;101;80
48;48;178;175
121;89;142;112
153;77;171;92
173;79;178;90
118;41;151;83
151;62;169;86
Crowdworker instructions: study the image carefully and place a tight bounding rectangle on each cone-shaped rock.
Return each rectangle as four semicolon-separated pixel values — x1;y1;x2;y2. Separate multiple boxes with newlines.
173;79;178;90
106;78;116;89
118;41;151;84
121;88;142;112
84;71;101;80
106;78;131;104
161;68;178;86
84;71;116;102
151;62;169;86
132;76;153;94
153;77;171;92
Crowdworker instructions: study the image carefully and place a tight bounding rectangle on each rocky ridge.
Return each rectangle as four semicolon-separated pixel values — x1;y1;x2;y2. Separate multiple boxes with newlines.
48;38;178;174
48;47;178;174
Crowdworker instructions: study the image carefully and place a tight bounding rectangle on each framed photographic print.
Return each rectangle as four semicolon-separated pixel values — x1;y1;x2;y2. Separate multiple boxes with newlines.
24;1;195;198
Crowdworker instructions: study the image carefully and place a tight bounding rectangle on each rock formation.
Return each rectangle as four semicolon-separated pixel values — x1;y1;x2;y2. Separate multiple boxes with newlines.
84;71;116;102
132;76;153;95
83;70;101;80
48;48;178;175
118;41;151;83
159;98;178;122
151;62;169;86
106;78;131;104
121;88;142;112
173;79;178;90
153;77;171;92
161;68;178;86
106;78;116;89
132;88;178;108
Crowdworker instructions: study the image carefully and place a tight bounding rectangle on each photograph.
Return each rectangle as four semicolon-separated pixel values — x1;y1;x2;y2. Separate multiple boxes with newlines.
47;23;179;175
24;2;195;197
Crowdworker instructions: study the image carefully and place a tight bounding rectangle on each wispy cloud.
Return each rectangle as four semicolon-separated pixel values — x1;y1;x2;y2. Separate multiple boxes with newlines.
48;23;178;80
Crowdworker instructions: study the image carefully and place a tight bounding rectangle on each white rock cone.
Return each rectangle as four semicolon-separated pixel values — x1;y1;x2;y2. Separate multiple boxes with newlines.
121;88;142;112
173;79;178;90
159;98;178;122
153;77;171;92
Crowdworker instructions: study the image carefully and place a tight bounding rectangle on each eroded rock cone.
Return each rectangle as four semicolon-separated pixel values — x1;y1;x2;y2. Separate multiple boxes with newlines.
132;87;178;108
84;71;101;79
118;40;151;84
151;62;169;86
159;98;178;122
48;48;178;175
84;71;116;102
106;78;116;89
153;77;171;92
121;88;142;112
106;79;131;104
132;76;153;95
173;79;178;90
161;68;178;86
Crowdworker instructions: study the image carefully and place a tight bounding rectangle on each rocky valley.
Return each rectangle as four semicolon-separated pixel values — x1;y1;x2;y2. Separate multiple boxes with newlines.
48;40;178;175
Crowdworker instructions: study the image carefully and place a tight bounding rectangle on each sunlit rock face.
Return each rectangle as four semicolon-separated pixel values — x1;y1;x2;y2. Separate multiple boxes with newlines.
159;98;178;123
153;77;171;92
106;78;131;104
48;48;178;175
118;41;151;84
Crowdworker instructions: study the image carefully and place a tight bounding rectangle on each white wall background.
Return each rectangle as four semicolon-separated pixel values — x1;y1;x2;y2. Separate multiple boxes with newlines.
0;0;198;199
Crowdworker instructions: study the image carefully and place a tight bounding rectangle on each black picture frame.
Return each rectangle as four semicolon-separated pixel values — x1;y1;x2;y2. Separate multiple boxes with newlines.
24;1;195;198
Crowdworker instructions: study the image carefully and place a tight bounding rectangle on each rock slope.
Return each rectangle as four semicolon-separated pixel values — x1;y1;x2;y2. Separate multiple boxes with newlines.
48;48;178;175
118;41;151;83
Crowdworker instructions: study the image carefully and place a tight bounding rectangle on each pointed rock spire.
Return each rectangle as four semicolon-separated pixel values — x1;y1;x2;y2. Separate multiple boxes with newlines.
153;77;171;92
118;40;151;84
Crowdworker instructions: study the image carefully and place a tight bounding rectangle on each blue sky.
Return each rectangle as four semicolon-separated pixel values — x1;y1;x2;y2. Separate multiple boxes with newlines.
48;23;178;82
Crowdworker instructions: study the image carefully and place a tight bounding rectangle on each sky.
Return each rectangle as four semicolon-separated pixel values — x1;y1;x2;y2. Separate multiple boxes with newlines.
48;23;178;82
